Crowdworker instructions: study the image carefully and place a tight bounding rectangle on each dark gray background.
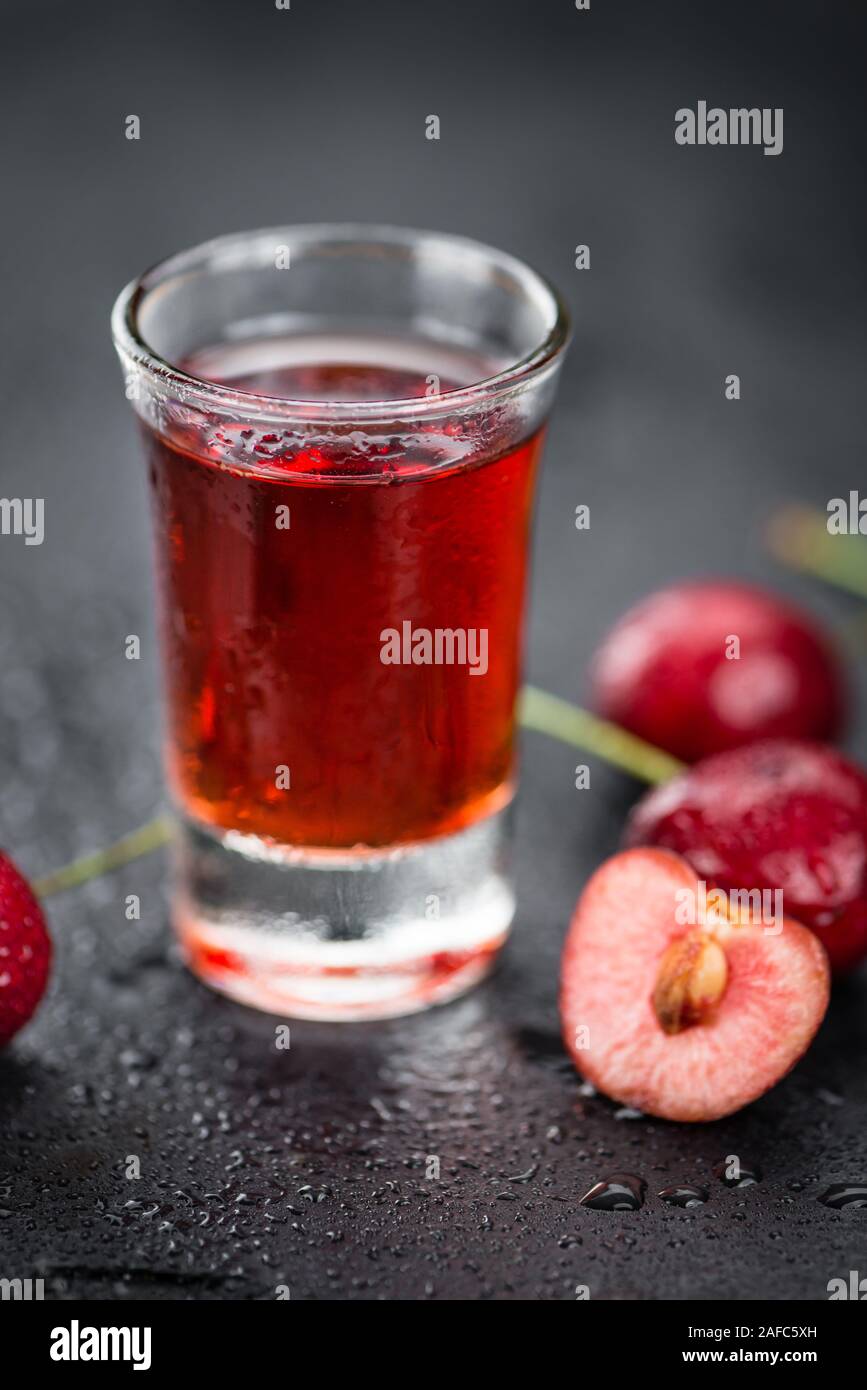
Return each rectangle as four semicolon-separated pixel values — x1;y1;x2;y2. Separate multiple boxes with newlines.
1;0;865;1300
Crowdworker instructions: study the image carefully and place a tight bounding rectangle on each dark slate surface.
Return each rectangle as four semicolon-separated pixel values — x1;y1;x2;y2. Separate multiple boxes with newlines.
1;0;866;1300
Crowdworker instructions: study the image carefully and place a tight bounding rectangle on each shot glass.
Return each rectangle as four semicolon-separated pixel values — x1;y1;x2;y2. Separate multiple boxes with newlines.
112;225;569;1019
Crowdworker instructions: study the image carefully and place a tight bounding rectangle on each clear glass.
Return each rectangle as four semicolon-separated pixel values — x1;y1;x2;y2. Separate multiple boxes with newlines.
112;225;569;1020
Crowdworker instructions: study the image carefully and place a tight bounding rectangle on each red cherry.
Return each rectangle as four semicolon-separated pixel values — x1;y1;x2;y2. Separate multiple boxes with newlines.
560;848;830;1122
626;740;867;974
590;581;846;762
0;852;51;1046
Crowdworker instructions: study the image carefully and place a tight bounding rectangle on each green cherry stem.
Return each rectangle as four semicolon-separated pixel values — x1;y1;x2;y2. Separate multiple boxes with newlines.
766;505;867;601
33;815;173;898
34;688;682;900
520;685;685;785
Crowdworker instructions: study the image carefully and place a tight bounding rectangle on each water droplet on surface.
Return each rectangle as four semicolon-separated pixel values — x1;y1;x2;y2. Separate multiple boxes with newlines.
713;1158;763;1188
507;1163;538;1184
658;1184;708;1208
818;1184;867;1209
816;1088;844;1107
580;1173;646;1211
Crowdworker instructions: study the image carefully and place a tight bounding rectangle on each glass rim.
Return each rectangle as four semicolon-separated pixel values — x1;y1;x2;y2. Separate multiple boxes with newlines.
111;223;571;425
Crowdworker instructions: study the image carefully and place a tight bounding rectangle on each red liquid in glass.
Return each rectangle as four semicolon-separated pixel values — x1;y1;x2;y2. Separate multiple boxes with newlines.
145;335;542;850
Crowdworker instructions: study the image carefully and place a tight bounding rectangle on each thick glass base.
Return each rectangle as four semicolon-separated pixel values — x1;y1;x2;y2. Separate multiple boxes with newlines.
171;806;515;1020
